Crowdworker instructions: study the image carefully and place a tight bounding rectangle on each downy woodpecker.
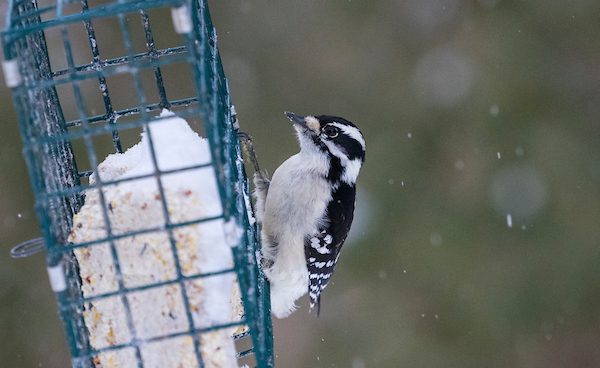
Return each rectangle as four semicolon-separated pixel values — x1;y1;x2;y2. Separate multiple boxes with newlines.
242;112;365;318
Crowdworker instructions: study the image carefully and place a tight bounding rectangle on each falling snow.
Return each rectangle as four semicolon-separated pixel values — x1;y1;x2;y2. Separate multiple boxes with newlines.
489;104;500;116
491;165;547;220
378;270;387;280
430;232;443;247
352;357;366;368
515;146;524;156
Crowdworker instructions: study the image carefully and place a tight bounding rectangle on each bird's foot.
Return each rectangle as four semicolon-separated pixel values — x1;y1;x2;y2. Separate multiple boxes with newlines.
238;131;262;173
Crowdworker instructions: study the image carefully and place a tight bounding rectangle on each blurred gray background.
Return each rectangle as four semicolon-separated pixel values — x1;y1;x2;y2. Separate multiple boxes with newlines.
2;0;600;367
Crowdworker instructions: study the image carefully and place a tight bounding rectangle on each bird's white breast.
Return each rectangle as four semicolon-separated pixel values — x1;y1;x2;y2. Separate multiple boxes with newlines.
263;153;331;240
260;152;331;318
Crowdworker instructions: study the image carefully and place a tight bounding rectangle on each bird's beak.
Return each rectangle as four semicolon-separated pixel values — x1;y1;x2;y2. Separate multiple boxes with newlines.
285;111;306;127
284;111;320;133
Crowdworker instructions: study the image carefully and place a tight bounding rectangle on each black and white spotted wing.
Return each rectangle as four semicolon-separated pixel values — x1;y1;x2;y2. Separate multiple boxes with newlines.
305;182;356;314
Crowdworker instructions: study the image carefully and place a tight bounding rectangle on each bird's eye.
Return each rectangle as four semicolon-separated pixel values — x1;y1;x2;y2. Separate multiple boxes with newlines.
322;125;339;138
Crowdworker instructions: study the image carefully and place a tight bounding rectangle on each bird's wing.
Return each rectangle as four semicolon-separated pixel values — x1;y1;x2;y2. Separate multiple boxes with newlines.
305;183;356;314
305;230;344;314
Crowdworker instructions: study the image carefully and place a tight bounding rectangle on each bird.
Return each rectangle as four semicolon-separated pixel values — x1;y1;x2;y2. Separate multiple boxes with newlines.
240;112;365;318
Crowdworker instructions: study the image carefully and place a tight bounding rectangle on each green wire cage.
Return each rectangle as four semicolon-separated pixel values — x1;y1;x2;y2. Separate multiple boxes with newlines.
2;0;273;367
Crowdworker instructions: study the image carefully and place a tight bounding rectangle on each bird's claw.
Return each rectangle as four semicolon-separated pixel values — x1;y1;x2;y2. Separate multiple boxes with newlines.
237;131;252;142
238;131;262;173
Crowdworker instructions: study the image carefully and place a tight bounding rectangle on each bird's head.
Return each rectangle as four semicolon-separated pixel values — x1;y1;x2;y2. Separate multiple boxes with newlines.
284;111;365;185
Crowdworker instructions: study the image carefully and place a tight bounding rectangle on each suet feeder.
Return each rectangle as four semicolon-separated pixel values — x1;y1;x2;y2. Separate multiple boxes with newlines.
2;0;273;366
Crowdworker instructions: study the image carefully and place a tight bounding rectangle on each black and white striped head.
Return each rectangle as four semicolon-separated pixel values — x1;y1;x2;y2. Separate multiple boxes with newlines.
285;112;365;185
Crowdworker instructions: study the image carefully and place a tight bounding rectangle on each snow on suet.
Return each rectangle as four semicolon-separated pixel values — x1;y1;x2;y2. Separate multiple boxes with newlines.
70;110;242;367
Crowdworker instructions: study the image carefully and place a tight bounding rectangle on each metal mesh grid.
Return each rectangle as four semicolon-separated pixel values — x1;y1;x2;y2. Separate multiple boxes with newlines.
2;0;273;367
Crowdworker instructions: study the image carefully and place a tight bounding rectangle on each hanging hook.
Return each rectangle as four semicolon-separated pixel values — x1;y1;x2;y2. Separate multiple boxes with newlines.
10;237;45;259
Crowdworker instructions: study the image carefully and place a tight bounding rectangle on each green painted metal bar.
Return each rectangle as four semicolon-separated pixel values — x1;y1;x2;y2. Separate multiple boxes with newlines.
3;0;186;43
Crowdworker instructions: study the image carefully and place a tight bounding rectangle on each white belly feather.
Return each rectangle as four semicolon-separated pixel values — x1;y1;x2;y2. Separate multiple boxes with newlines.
260;153;331;318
